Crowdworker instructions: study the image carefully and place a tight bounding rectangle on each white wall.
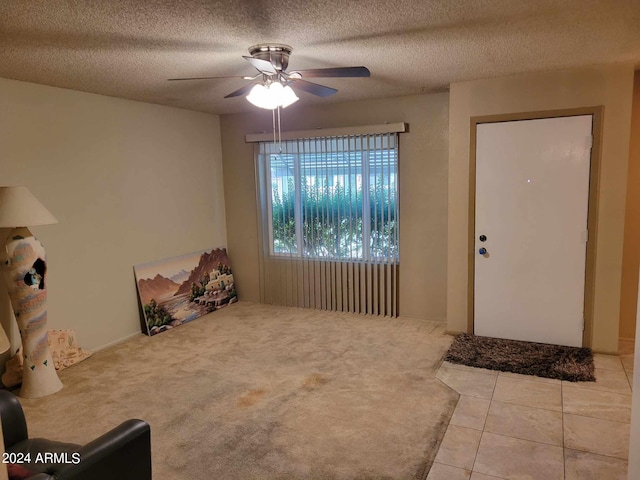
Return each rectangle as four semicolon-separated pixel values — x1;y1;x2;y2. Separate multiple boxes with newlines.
0;78;226;352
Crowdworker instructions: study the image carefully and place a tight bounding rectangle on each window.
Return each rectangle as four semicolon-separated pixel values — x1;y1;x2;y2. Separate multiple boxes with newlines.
257;133;399;262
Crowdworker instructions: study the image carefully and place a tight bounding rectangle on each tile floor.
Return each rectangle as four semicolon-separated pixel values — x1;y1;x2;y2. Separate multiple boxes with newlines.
429;340;635;480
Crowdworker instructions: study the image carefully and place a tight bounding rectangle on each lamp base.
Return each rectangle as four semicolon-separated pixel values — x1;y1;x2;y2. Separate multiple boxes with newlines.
1;227;62;398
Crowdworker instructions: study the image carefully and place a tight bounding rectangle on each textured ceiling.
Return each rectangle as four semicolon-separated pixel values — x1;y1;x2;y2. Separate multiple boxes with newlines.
1;0;639;115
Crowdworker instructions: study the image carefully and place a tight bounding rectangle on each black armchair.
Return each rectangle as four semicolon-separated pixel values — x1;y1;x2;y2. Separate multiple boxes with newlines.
0;390;152;480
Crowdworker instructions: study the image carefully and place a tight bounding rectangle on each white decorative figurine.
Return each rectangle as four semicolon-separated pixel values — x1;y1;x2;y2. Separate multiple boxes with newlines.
0;187;63;398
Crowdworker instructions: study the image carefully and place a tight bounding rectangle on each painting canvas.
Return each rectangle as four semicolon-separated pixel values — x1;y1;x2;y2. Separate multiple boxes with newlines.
134;247;237;336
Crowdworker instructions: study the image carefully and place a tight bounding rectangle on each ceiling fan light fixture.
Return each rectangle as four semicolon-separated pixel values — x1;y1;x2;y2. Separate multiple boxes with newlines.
246;84;275;109
273;83;299;108
246;82;299;110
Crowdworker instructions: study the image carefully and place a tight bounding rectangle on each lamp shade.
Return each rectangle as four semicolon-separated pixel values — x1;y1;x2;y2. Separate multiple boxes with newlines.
246;82;299;110
0;186;58;228
276;84;299;108
246;84;276;110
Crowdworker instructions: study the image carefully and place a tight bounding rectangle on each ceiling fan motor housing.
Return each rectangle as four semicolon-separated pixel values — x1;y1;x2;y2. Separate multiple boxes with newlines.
248;44;292;72
169;43;367;100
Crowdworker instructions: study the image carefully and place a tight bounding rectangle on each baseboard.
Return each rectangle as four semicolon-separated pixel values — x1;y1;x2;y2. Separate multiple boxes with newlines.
395;314;446;323
92;331;143;353
445;330;465;337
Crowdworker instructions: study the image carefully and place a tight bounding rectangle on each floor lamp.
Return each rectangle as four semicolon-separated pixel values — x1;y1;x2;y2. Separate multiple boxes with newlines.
0;186;62;398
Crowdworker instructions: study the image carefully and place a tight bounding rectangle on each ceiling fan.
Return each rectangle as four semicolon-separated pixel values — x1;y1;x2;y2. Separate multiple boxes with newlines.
168;44;370;103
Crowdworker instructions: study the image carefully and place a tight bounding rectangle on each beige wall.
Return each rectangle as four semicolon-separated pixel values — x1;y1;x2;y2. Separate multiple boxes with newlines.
221;93;449;321
628;267;640;479
620;72;640;341
448;64;634;353
0;78;226;352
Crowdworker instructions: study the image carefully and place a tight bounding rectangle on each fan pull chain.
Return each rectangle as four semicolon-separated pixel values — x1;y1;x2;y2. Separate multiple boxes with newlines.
272;108;277;146
271;106;284;154
277;106;283;153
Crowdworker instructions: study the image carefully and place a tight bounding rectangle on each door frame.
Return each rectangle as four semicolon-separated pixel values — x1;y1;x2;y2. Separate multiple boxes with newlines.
467;106;604;348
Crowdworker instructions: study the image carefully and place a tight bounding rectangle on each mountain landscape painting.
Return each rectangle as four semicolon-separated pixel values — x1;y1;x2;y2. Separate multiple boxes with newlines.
134;247;238;336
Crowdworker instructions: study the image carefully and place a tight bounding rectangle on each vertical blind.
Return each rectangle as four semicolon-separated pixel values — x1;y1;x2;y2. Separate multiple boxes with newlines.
255;132;400;316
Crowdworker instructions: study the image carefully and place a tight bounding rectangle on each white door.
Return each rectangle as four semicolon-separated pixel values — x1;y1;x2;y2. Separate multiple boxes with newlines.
474;115;592;347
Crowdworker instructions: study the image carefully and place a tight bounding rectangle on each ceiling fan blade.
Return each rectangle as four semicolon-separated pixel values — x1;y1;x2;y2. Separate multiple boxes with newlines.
289;79;337;97
291;66;371;78
168;75;248;81
243;56;278;74
224;83;255;98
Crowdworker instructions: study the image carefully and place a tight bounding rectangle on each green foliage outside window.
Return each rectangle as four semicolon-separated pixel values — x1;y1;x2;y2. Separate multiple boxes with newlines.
271;177;397;260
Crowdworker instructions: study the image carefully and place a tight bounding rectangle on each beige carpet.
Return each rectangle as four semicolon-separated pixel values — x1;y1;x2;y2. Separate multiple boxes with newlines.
18;302;458;480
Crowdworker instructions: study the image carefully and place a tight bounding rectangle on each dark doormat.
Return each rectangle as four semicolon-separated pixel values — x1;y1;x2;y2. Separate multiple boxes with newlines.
444;333;595;382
